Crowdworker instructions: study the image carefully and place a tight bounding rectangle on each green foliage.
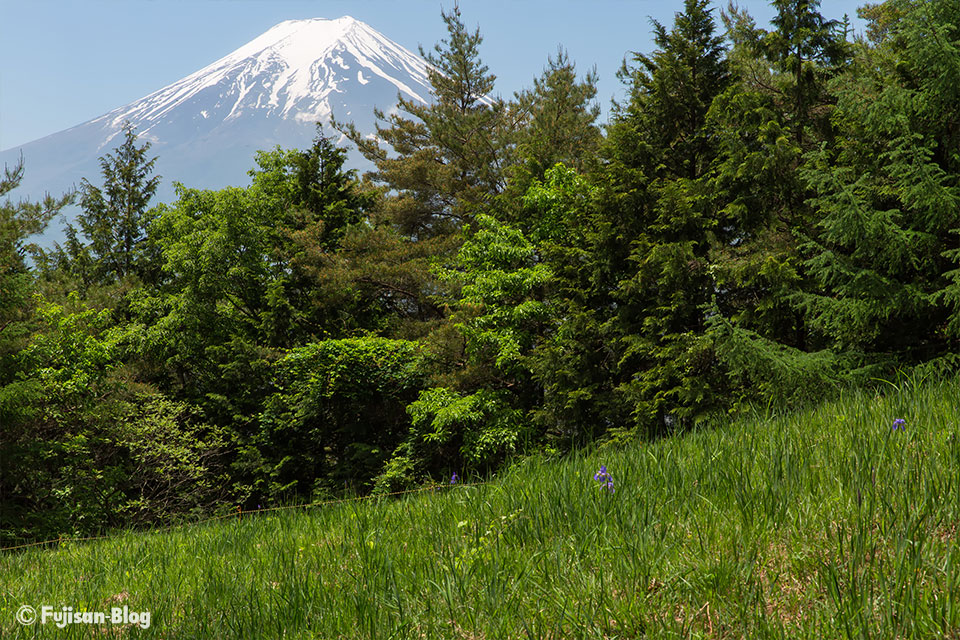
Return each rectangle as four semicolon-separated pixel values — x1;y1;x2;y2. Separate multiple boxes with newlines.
0;156;72;380
337;6;507;237
707;311;847;410
520;164;628;443
761;0;851;142
9;0;960;548
5;375;960;638
615;0;729;180
509;48;601;191
251;128;373;252
0;295;224;545
330;6;516;342
61;123;160;286
131;133;374;432
131;184;285;424
438;213;552;377
798;0;960;364
598;0;733;433
404;386;526;471
254;338;426;501
387;215;548;481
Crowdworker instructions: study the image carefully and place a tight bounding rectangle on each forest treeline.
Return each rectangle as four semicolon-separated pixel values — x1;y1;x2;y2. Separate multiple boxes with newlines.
2;0;959;545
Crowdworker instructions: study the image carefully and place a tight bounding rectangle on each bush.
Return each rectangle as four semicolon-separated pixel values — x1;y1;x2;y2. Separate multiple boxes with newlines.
253;337;426;501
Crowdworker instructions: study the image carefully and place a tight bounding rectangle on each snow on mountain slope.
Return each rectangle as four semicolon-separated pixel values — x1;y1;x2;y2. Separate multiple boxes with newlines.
0;17;434;245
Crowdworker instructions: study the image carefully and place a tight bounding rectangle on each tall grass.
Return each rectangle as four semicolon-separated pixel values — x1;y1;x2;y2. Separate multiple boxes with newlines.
2;375;959;638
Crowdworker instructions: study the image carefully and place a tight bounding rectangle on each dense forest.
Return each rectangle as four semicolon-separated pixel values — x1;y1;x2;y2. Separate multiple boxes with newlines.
2;0;958;546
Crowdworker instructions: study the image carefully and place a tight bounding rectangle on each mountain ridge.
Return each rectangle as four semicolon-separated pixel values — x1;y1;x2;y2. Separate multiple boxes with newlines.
0;16;433;244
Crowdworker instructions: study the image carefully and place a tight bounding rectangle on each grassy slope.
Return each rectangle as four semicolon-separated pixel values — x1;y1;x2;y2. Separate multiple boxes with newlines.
2;376;959;639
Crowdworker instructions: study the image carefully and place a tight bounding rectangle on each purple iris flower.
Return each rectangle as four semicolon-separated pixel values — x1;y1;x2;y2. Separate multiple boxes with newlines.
594;465;614;492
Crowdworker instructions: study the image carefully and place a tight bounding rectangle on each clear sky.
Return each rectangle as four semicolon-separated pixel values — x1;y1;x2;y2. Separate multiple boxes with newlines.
0;0;868;152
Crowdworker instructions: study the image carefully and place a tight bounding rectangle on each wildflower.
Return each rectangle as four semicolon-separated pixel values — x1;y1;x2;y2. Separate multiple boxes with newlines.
594;465;615;492
450;472;459;485
892;418;906;431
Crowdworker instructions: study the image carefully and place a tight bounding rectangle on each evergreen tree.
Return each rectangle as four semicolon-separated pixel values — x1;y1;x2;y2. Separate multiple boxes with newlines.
332;6;511;337
336;5;508;238
597;0;731;433
615;0;729;180
248;127;377;342
0;157;72;381
64;123;159;284
686;0;854;410
797;0;960;371
761;0;851;144
509;48;601;192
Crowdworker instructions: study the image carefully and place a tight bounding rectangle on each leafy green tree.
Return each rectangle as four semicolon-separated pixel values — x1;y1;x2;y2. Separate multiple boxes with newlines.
521;164;627;444
0;157;73;379
130;135;374;486
0;295;225;545
385;214;549;481
131;183;291;435
253;338;425;501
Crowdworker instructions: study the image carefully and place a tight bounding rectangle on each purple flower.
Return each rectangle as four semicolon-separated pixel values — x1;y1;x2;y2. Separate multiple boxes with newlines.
892;418;906;431
594;465;614;491
450;472;459;485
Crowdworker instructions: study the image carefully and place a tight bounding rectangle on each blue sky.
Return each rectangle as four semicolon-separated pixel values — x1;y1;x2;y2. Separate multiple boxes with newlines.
0;0;868;151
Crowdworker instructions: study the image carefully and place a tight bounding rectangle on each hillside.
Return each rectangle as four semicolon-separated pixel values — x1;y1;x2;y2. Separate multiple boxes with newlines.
3;376;958;639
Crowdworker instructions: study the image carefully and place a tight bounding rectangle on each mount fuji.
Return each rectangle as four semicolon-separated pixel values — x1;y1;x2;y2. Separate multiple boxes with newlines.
0;17;433;244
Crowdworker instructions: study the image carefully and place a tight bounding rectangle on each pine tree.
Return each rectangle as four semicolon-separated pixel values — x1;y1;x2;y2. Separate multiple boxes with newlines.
65;122;159;283
336;5;508;238
331;6;511;337
509;48;601;192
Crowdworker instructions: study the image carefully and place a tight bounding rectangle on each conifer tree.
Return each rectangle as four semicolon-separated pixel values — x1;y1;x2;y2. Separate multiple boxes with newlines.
332;6;511;337
797;0;960;370
761;0;850;144
684;0;854;410
337;5;507;238
509;48;601;192
0;157;72;382
247;127;377;342
597;0;731;432
65;122;159;284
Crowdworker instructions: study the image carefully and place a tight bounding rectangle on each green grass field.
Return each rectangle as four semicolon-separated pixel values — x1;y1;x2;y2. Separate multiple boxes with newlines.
2;375;959;639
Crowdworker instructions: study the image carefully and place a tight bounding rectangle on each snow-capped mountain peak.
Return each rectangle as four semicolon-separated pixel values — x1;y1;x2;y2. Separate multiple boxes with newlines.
1;16;435;245
98;16;432;141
